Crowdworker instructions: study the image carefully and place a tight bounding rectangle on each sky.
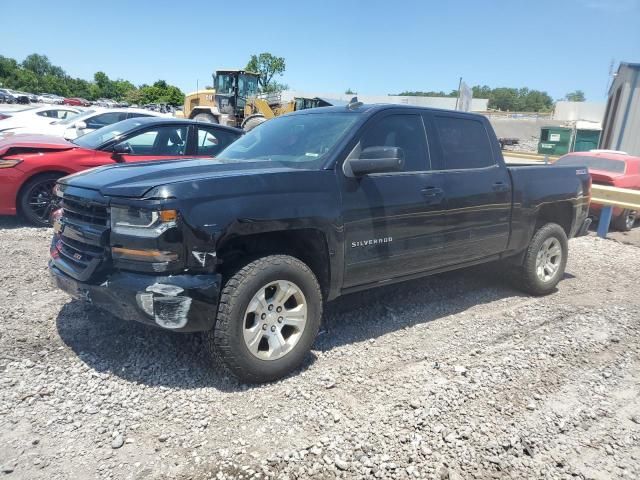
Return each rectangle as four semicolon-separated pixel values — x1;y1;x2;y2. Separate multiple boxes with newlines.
2;0;640;101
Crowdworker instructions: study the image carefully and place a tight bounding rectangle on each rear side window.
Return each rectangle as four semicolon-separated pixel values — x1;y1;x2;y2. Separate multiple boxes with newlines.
196;127;239;156
556;155;626;173
359;114;429;172
434;116;494;170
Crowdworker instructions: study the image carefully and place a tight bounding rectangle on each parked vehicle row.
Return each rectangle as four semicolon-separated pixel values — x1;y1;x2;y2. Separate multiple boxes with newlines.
0;107;168;139
0;91;135;108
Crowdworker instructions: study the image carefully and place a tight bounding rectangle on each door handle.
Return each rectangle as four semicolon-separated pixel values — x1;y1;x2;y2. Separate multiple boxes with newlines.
421;187;444;197
421;187;444;204
492;182;510;192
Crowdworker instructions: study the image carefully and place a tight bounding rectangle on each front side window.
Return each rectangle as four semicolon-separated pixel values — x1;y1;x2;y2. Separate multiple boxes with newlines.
120;126;188;156
218;113;359;169
215;74;235;95
197;127;239;156
434;116;494;170
358;114;429;172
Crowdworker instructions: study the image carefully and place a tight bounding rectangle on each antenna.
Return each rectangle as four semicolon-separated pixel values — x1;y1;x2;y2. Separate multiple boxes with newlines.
605;59;616;95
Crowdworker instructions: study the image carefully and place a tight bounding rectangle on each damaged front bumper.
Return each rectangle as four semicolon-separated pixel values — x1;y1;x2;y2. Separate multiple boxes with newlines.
49;262;221;332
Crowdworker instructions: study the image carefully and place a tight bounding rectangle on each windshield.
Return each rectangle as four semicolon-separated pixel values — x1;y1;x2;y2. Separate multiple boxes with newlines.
55;109;95;125
556;154;626;174
72;119;145;149
217;113;359;169
215;74;235;95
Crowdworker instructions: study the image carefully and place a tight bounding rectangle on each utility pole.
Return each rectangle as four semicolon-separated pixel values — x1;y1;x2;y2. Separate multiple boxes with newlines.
455;76;462;110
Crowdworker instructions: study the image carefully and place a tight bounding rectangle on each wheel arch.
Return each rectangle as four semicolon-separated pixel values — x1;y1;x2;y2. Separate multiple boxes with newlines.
535;201;574;237
16;170;69;207
216;228;332;300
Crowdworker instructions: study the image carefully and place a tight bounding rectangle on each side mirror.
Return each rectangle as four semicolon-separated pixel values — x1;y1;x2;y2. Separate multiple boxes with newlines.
346;146;405;176
112;142;132;155
75;120;87;130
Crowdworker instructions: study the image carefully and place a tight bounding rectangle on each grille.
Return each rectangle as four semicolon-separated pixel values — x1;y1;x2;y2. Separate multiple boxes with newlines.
55;195;110;281
61;196;109;226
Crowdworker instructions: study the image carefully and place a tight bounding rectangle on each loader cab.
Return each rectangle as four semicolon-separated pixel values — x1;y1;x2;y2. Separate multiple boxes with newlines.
294;97;333;111
213;70;259;118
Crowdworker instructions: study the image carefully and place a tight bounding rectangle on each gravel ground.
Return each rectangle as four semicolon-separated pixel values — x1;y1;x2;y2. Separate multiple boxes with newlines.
1;218;640;480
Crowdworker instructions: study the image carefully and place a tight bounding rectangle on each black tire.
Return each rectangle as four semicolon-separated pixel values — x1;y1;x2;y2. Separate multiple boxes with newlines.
515;223;568;296
242;114;266;132
192;112;217;123
613;209;636;231
18;173;62;226
206;255;322;383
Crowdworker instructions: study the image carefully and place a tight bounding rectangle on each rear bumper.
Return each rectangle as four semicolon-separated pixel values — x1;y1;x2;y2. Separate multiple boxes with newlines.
49;262;221;332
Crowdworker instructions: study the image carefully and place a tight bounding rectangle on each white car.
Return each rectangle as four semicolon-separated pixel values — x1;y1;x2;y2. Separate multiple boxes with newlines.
0;107;166;140
0;105;81;134
38;94;65;104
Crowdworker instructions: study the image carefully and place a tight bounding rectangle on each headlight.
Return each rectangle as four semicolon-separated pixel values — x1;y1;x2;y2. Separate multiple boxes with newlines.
0;158;22;168
110;207;178;237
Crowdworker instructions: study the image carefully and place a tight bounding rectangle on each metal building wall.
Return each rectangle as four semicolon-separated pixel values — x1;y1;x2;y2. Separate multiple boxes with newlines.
600;63;640;156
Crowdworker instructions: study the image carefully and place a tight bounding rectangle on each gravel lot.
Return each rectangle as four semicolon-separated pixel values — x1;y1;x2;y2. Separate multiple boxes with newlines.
1;218;639;480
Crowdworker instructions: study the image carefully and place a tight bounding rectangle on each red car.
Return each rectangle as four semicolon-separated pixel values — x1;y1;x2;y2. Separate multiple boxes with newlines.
63;97;90;106
555;150;640;231
0;117;242;225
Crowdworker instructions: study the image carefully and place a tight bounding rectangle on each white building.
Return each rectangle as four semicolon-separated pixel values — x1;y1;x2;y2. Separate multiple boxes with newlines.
281;90;489;112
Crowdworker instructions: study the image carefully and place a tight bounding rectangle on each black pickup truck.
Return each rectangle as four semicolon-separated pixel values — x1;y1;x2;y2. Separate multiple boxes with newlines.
49;104;591;382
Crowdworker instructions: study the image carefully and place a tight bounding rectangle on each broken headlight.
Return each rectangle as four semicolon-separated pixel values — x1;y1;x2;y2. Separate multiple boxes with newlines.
110;207;177;237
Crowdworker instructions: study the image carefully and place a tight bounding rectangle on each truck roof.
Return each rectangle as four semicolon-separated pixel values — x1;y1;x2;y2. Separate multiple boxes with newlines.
286;103;486;119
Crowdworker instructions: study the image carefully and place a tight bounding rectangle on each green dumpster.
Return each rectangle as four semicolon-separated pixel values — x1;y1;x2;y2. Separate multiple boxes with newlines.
573;128;601;152
538;127;573;155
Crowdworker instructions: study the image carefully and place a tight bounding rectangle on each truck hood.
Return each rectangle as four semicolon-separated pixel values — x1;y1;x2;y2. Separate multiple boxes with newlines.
59;158;306;198
0;134;76;157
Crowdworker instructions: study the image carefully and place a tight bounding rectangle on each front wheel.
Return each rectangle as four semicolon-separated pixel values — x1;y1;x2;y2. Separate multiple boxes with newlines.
19;173;62;226
516;223;568;296
206;255;322;383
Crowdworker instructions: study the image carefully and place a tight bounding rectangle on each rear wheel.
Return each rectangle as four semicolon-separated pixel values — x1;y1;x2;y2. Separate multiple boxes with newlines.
19;173;62;226
205;255;322;383
192;112;217;123
515;223;568;296
613;209;636;231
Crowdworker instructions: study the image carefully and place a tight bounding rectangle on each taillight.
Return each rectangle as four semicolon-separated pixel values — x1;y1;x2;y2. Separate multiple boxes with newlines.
0;114;9;120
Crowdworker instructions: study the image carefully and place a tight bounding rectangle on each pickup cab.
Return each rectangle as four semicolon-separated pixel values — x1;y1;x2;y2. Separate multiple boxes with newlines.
49;104;592;383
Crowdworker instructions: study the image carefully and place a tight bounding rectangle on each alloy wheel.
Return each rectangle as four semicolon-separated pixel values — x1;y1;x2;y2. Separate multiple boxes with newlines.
242;280;308;361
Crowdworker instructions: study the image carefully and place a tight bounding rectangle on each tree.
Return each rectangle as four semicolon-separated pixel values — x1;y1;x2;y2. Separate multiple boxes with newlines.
22;54;64;77
345;88;356;95
565;90;586;102
246;53;286;92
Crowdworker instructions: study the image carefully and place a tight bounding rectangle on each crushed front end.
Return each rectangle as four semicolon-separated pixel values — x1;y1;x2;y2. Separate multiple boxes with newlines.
48;184;221;332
